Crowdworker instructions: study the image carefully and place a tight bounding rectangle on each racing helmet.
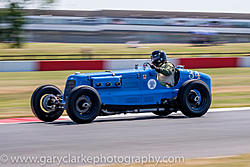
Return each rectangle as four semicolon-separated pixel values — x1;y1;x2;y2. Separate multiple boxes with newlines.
151;50;167;67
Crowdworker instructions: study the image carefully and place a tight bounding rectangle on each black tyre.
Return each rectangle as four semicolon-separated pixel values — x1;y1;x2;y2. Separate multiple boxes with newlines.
177;80;211;117
153;108;176;116
31;85;64;122
66;86;101;124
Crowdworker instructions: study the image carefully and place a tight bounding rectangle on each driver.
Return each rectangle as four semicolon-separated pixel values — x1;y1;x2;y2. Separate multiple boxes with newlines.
149;50;176;87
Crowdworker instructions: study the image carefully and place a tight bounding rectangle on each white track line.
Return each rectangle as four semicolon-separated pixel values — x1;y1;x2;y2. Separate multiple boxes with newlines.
209;107;250;112
1;107;250;125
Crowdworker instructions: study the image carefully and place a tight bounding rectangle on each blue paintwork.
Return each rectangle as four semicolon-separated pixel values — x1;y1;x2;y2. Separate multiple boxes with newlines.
92;76;122;89
63;66;211;106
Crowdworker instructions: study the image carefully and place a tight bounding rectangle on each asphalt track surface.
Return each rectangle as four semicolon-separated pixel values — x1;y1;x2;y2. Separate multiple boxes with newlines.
0;108;250;166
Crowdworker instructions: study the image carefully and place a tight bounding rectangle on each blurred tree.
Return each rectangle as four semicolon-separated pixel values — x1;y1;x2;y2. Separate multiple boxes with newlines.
0;0;55;48
5;2;26;48
0;9;6;42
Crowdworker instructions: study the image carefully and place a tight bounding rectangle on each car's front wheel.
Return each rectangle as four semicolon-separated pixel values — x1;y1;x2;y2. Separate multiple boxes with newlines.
66;86;101;124
31;85;64;122
177;80;211;117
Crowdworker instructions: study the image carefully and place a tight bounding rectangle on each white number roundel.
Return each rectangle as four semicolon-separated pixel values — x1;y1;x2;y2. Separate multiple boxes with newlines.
148;79;157;89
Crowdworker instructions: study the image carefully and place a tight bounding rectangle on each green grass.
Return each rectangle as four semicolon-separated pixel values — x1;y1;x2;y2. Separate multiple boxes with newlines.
0;68;250;118
197;68;250;108
0;70;99;118
198;68;250;87
0;43;250;60
99;154;250;167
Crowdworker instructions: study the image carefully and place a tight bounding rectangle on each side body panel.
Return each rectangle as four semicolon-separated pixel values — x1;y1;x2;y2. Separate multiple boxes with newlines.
63;67;211;106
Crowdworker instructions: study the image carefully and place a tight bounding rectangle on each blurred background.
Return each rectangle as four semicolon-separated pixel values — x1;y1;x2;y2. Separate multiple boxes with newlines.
0;0;250;118
1;1;250;166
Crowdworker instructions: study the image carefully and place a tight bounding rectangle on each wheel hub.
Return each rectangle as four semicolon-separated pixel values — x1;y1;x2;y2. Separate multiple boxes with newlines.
194;96;200;102
42;94;58;112
76;96;92;113
188;90;200;106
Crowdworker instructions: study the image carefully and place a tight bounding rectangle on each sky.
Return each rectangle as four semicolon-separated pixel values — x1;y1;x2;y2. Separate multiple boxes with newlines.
0;0;250;13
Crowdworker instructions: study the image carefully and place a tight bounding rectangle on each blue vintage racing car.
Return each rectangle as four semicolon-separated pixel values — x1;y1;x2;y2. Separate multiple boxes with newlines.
31;63;212;124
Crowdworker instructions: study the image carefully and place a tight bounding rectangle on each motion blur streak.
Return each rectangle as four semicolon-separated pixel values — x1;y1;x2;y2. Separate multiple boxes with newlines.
1;57;250;72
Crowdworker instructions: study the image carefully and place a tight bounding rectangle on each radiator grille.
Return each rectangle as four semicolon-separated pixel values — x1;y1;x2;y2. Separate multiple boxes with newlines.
64;80;76;101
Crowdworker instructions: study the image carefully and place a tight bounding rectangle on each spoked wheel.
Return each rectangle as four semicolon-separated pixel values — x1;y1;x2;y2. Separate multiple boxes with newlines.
66;86;101;124
31;85;64;122
178;80;211;117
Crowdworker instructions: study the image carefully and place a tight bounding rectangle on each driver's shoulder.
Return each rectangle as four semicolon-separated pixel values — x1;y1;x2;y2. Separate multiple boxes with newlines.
163;61;175;68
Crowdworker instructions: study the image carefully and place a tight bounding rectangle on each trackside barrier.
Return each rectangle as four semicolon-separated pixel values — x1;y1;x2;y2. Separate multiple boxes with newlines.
0;57;250;72
39;60;104;71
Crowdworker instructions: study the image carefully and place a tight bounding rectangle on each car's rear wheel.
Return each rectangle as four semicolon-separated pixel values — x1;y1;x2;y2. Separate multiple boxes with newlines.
31;85;64;122
66;86;101;124
177;80;211;117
